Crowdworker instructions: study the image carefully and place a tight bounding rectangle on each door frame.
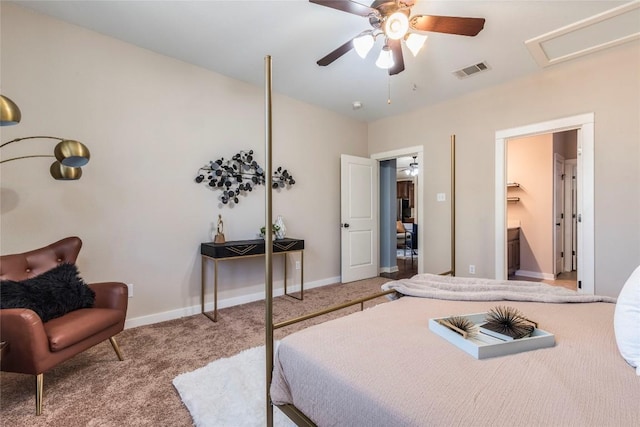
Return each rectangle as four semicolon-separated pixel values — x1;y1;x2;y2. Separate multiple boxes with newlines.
495;113;594;294
371;146;424;275
553;153;566;276
564;159;577;271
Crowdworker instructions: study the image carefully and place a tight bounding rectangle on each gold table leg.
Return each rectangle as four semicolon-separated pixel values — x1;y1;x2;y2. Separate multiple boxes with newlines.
201;256;218;322
201;247;303;322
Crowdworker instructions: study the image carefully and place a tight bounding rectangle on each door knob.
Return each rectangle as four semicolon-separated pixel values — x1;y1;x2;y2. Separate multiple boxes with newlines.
342;223;350;228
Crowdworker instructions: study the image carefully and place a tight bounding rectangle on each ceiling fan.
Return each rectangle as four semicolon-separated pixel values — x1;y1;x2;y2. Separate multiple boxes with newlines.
310;0;485;75
399;156;419;176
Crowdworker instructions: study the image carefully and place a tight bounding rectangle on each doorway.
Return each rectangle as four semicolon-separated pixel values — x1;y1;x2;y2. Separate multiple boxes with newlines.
380;156;419;279
505;131;578;290
495;113;594;295
371;146;424;278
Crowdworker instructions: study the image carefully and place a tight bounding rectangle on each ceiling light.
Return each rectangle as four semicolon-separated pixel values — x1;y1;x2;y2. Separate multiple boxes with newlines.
375;45;394;69
405;33;428;56
385;12;409;40
353;33;375;58
409;156;419;176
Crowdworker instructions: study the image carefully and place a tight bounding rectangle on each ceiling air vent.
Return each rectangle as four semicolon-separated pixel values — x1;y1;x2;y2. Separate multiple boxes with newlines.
452;61;490;79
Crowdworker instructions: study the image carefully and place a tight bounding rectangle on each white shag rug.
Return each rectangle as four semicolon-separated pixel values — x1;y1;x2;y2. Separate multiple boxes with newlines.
173;345;296;427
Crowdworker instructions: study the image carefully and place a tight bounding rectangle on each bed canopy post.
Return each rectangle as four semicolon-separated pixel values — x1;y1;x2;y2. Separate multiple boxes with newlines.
264;54;274;427
451;135;456;276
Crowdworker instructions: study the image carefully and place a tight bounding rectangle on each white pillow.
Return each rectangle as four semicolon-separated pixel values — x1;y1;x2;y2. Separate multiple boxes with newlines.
614;265;640;375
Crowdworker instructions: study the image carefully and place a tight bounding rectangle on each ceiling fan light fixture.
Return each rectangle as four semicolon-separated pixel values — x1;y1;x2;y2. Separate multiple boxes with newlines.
385;12;409;40
353;33;375;58
409;156;419;176
375;45;394;69
405;33;427;56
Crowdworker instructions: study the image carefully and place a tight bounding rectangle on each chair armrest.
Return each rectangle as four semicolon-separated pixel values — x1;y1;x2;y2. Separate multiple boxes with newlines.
0;308;51;370
89;282;128;312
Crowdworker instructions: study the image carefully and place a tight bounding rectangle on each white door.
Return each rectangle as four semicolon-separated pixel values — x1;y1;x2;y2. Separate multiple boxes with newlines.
553;154;565;276
571;163;578;270
564;161;577;271
341;154;378;283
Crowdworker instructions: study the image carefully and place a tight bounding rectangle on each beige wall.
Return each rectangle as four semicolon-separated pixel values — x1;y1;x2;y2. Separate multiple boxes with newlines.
368;39;640;297
507;134;554;277
554;130;577;160
0;4;368;324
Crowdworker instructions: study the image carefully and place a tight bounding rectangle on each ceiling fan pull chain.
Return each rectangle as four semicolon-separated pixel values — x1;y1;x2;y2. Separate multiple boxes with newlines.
387;75;392;104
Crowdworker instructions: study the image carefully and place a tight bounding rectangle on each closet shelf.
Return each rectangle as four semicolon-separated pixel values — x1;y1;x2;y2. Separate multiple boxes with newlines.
507;197;520;202
507;182;520;188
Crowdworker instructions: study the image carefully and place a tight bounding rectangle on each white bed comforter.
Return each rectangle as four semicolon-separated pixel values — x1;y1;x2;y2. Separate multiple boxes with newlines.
381;273;617;303
271;277;635;427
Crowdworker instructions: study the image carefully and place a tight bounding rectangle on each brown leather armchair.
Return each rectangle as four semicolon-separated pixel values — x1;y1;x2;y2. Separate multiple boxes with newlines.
0;236;128;415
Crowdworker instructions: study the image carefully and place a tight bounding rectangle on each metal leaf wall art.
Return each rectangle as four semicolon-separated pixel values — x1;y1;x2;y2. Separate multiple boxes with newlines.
195;150;295;205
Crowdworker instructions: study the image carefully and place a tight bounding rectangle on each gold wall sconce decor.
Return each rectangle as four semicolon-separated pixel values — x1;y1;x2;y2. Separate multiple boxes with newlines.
0;94;90;180
195;149;295;205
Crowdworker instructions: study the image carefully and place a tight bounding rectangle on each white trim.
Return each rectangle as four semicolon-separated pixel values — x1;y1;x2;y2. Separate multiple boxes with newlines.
564;159;577;272
553;152;565;276
379;266;399;274
123;275;340;329
371;146;424;275
495;113;594;140
578;121;595;294
495;113;594;295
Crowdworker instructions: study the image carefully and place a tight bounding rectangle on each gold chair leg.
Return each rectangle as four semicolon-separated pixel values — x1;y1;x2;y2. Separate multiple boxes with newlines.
35;373;43;416
109;336;124;361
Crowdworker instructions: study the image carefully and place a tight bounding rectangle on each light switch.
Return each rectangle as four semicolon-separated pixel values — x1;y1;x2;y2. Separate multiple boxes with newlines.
437;193;446;202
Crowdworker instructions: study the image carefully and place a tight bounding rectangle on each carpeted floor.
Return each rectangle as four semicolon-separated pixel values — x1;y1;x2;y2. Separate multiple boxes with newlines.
0;277;391;426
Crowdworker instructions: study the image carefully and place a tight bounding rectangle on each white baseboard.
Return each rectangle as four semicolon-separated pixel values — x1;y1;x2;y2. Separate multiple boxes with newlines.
124;275;341;329
379;266;399;273
515;270;556;281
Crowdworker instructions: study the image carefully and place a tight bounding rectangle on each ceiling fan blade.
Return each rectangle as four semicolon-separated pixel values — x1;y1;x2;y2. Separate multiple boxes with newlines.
388;39;404;75
309;0;375;17
370;0;415;10
317;38;354;66
410;15;485;36
370;0;387;8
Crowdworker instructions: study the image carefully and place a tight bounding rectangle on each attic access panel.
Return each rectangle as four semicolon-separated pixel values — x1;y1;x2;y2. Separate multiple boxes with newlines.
526;2;640;67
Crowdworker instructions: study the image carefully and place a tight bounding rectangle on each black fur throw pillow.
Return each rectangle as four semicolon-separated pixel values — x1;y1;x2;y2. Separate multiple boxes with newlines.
0;263;95;322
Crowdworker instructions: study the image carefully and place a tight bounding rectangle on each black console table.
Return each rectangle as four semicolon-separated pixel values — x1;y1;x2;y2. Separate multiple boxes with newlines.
200;238;304;322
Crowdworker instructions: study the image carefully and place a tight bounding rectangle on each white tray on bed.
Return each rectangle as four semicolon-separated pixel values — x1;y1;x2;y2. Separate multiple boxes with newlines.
429;312;555;359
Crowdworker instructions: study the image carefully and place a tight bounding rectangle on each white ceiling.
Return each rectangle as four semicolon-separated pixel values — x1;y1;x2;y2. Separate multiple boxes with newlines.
10;0;636;122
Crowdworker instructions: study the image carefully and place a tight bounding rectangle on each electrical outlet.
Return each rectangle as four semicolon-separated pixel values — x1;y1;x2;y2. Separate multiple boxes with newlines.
295;261;301;270
127;283;134;298
469;265;476;274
